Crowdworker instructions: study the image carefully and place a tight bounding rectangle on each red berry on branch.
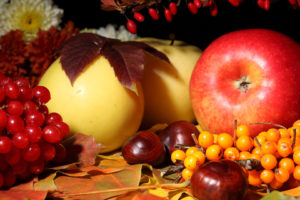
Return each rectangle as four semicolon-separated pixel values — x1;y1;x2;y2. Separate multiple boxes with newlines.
209;0;218;16
0;109;7;130
32;86;51;104
7;115;24;134
169;2;178;15
7;100;24;116
42;125;62;144
228;0;243;7
45;112;62;125
5;147;21;166
22;143;41;162
187;2;198;14
164;8;173;22
126;19;137;34
133;12;144;22
4;82;20;99
12;132;29;149
194;0;202;8
148;8;159;20
257;0;270;10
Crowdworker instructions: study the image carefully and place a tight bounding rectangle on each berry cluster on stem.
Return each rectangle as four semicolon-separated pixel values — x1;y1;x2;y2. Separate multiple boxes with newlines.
0;73;69;188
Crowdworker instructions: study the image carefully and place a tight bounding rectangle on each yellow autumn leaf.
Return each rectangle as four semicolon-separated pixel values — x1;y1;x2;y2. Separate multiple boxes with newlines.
282;186;300;196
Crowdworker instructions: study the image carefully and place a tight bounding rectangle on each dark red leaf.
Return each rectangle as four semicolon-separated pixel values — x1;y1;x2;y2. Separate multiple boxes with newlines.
59;33;170;92
62;133;103;167
101;42;145;90
60;33;105;84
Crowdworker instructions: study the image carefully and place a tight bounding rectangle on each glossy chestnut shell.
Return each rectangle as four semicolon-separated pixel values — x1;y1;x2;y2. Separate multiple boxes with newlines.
157;120;200;153
121;130;166;167
191;159;248;200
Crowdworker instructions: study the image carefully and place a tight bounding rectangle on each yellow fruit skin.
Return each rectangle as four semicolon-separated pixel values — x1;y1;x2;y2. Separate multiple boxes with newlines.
136;37;202;128
38;57;144;153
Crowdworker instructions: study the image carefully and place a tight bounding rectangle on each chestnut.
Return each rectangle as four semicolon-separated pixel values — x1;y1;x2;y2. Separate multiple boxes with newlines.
157;120;200;153
191;159;248;200
121;130;166;167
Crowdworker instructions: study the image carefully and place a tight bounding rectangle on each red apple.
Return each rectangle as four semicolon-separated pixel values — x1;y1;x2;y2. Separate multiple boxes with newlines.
190;29;300;137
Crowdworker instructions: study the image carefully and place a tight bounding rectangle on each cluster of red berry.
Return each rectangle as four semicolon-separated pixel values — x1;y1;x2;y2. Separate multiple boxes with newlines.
0;73;69;188
125;0;217;34
122;0;299;34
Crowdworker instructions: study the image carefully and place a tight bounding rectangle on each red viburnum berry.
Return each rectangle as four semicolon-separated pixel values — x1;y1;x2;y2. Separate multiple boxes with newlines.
187;2;198;14
228;0;243;7
164;8;173;22
126;19;137;34
169;2;178;15
257;0;270;10
209;0;218;16
133;12;144;22
148;8;159;20
194;0;202;8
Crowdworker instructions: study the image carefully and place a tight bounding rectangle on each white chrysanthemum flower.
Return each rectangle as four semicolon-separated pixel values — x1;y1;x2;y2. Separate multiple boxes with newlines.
97;24;138;41
0;0;63;41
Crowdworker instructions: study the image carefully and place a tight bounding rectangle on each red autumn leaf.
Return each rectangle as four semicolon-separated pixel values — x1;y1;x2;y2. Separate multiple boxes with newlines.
100;0;122;11
59;33;170;92
60;33;105;84
62;133;103;167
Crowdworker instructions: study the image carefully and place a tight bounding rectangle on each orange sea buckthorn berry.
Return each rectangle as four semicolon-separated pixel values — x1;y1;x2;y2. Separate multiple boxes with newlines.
277;142;293;158
251;153;262;161
193;151;205;166
186;146;199;157
248;170;262;186
294;145;300;153
254;135;266;148
260;169;275;184
239;151;251;160
251;147;263;156
198;131;214;149
266;128;280;142
293;119;300;127
278;128;290;138
184;155;199;170
224;147;239;160
171;149;186;164
261;141;277;155
293;165;300;181
293;150;300;165
261;154;277;170
277;137;292;146
275;167;290;183
206;144;223;161
288;126;300;138
181;168;194;180
259;131;268;137
236;135;254;151
279;157;295;174
236;124;250;138
270;178;284;189
217;133;233;149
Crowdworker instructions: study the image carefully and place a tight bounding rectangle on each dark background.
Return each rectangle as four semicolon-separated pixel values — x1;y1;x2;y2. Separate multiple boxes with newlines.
53;0;300;50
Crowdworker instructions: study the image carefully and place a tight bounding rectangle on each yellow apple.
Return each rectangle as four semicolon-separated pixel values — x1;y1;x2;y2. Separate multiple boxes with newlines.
136;37;202;128
38;57;144;153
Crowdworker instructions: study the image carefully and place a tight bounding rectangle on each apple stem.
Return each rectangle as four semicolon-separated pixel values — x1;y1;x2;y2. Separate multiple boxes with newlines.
169;33;175;45
249;122;287;129
235;76;251;93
